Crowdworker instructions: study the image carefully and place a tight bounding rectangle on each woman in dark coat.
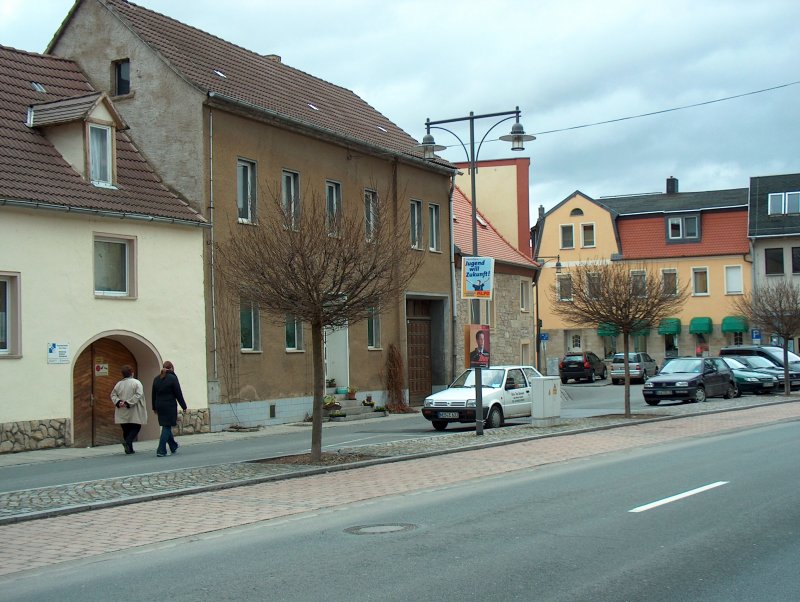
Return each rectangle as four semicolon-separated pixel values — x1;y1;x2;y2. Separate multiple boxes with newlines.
152;360;188;457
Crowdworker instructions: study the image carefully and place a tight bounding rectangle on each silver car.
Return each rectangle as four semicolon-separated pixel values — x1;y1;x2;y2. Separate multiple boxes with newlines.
610;352;658;384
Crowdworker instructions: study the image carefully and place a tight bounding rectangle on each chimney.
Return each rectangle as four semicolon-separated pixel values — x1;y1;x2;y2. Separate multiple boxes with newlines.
265;54;282;63
538;205;545;219
666;176;679;194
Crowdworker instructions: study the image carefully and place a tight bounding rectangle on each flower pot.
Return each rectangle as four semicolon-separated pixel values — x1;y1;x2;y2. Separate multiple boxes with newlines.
335;387;348;395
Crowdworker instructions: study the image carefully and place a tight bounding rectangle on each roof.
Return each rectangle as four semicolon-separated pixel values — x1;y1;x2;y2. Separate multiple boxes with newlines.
58;0;445;169
27;92;126;129
452;186;537;270
0;45;205;225
596;188;748;215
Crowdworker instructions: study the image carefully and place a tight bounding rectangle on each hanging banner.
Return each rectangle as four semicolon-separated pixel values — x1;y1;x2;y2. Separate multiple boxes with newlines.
461;257;494;300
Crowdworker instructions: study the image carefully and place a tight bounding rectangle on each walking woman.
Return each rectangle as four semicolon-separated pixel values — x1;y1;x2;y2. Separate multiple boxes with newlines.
110;365;147;454
152;360;188;457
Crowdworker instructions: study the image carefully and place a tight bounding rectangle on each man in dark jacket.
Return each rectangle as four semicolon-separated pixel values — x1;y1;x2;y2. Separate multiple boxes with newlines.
152;360;188;457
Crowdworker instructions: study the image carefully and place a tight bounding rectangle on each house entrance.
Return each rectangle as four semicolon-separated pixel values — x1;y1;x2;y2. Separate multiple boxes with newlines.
324;324;349;387
406;299;432;404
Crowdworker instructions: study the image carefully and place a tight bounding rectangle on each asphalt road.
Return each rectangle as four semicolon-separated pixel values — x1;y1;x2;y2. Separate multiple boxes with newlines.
4;420;797;601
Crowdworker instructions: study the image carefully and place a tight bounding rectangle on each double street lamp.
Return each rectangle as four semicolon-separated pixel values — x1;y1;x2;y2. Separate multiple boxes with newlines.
417;107;534;435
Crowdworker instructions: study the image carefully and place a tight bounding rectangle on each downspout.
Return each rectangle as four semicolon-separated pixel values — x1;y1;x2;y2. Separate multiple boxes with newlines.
448;174;458;379
209;109;218;380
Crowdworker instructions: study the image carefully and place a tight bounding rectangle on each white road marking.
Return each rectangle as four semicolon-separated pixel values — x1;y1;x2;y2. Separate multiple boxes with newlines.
629;481;729;513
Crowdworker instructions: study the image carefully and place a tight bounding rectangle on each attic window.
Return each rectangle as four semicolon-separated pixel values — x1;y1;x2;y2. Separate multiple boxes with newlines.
476;215;487;227
377;126;388;133
307;103;319;111
213;69;226;78
570;208;584;216
31;82;46;93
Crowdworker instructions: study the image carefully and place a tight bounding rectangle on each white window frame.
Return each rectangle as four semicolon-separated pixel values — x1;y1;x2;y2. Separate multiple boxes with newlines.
88;123;113;186
724;265;743;295
325;180;341;235
560;224;574;249
668;217;683;240
94;234;136;298
520;279;530;312
787;192;800;214
428;203;440;252
692;267;709;296
410;199;423;249
237;158;256;223
282;170;300;230
0;272;21;357
285;314;304;351
662;268;678;296
367;307;381;349
768;193;784;215
580;222;595;248
557;274;573;301
365;189;378;242
240;301;261;352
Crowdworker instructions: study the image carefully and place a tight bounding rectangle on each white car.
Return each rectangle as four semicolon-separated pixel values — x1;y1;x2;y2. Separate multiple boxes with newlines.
421;365;544;431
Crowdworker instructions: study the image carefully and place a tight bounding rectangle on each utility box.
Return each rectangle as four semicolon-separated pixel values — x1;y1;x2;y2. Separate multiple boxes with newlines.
530;376;561;426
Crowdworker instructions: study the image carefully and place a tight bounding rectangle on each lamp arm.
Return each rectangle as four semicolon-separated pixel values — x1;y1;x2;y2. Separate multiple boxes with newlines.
427;125;469;163
474;114;517;164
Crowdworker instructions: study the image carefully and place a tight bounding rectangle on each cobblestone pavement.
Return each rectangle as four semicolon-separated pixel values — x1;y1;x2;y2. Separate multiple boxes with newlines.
0;397;799;577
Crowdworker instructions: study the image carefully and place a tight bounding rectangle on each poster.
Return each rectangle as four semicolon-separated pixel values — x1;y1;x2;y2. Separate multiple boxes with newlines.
465;324;491;369
461;257;494;300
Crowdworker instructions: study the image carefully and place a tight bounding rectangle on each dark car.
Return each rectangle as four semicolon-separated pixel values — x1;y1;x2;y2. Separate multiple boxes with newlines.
719;356;778;395
725;354;800;390
559;351;607;384
643;357;737;405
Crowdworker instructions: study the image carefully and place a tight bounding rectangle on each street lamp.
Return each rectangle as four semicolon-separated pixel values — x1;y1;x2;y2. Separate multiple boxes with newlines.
532;255;561;373
417;107;534;435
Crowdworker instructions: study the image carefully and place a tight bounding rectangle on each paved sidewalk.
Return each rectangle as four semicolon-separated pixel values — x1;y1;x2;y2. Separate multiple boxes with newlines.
0;399;799;577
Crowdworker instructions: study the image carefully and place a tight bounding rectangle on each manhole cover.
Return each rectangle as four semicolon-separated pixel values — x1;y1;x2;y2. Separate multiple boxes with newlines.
345;523;416;535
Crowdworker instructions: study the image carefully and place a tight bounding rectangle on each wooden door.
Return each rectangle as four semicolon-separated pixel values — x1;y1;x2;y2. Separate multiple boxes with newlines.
407;300;432;405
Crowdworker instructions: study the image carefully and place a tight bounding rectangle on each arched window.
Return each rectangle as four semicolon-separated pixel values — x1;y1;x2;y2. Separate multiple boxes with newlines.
570;208;584;216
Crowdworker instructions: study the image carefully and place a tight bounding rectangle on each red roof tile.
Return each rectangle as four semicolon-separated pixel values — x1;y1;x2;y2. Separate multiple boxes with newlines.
0;45;205;224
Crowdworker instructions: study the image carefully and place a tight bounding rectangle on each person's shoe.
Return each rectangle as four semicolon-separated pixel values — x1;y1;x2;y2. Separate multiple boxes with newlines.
156;452;167;457
169;443;179;454
123;442;133;454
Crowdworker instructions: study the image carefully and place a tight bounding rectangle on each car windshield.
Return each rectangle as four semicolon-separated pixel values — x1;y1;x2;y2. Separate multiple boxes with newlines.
612;353;638;363
659;358;702;374
736;355;774;369
722;357;747;370
764;348;800;363
450;368;505;388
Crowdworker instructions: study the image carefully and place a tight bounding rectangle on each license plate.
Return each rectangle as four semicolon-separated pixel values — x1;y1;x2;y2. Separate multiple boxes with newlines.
657;390;671;395
438;411;459;419
763;383;774;387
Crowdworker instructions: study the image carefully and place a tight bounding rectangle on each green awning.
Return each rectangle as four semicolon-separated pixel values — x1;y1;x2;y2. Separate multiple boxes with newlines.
689;317;713;334
658;318;681;335
597;323;619;337
721;315;748;333
632;321;650;337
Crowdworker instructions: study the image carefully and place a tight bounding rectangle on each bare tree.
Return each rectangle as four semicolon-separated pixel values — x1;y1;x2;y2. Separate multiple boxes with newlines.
733;279;800;395
548;261;689;417
216;189;424;461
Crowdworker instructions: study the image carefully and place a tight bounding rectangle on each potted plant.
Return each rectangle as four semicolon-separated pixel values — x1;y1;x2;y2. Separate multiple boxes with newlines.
323;394;341;411
346;385;358;400
362;394;374;407
326;378;336;388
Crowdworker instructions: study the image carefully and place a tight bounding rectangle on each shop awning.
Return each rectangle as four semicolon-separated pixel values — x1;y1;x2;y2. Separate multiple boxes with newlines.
689;317;713;334
597;322;619;337
657;318;681;335
721;315;748;333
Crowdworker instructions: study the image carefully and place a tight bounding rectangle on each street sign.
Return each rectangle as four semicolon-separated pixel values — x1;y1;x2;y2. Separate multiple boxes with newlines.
539;333;549;341
751;328;761;341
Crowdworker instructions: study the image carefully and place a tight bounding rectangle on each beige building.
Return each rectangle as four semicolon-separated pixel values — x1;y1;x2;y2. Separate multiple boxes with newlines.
50;0;454;423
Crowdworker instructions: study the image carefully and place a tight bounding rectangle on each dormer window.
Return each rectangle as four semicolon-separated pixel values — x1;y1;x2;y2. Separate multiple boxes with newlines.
113;59;130;96
666;215;699;242
89;124;113;186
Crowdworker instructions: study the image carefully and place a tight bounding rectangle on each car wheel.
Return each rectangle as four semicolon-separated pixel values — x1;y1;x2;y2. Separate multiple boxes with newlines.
600;367;607;379
724;382;738;399
645;399;660;406
432;420;448;431
561;377;568;384
612;379;619;385
587;370;595;383
694;386;707;403
486;406;503;429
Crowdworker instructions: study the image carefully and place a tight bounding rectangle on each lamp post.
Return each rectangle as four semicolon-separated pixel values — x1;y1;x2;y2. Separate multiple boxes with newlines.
417;107;534;435
532;255;561;373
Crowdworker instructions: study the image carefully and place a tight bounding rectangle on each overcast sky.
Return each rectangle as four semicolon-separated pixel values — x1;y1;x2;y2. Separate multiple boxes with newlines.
2;0;799;212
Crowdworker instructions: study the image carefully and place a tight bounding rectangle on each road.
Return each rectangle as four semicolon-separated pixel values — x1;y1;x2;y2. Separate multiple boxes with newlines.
3;420;797;601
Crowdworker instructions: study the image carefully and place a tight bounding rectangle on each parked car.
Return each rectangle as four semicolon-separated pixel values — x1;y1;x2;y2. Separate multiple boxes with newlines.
642;357;737;405
610;352;658;384
719;345;800;369
559;352;607;384
724;354;800;390
421;365;544;431
719;357;778;395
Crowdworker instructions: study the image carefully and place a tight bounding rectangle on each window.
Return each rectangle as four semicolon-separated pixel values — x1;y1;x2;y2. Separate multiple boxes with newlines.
285;314;304;351
587;272;601;299
667;215;699;241
724;265;743;294
237;159;256;223
581;223;595;248
788;192;800;214
367;307;381;348
282;170;300;229
113;59;130;96
0;273;20;356
668;217;682;239
768;192;800;215
560;224;574;249
94;236;135;297
765;248;784;275
768;193;783;215
89;124;112;185
733;332;743;346
692;267;709;295
410;200;423;249
631;270;646;297
570;208;584;216
428;203;440;251
793;247;800;274
557;274;572;301
662;269;678;296
684;216;698;238
520;279;530;311
364;189;378;241
664;334;678;358
240;301;260;351
325;181;341;235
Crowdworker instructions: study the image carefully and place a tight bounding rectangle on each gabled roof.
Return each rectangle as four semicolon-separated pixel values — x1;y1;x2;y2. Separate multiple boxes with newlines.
0;45;205;225
453;186;537;270
27;91;127;129
596;188;748;216
50;0;446;170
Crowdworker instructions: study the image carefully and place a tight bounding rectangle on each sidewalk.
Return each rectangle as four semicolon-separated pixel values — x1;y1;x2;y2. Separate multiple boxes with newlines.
0;398;799;577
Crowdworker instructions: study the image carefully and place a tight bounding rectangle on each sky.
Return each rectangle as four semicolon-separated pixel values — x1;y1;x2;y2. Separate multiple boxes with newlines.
2;0;800;212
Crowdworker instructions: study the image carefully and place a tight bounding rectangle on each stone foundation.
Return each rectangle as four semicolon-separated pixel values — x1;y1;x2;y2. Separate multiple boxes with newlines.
175;408;211;435
0;418;70;454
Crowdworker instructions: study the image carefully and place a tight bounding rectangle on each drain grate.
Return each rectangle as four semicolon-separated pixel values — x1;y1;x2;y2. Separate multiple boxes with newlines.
345;523;417;535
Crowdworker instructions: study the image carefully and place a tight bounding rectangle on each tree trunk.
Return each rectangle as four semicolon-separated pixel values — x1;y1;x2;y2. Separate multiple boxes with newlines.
622;333;631;418
310;319;325;462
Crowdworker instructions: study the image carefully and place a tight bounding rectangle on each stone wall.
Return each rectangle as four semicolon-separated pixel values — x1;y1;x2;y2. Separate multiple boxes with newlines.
0;419;70;453
175;409;211;436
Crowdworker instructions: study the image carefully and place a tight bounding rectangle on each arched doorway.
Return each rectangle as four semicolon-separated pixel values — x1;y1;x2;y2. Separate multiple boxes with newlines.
72;338;138;447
